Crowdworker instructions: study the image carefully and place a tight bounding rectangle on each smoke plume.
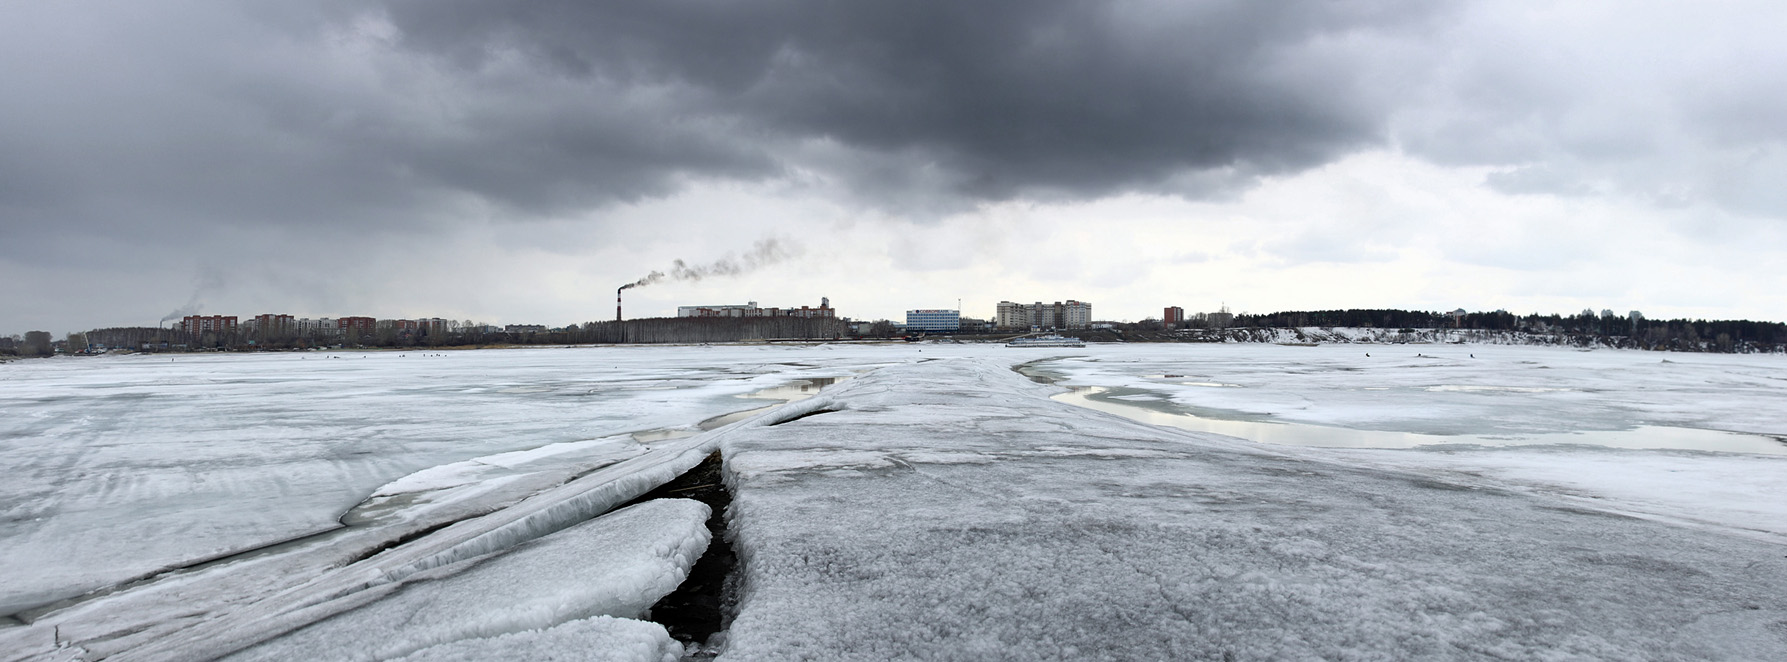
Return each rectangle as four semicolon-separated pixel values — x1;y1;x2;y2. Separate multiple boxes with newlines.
159;302;204;324
621;238;797;290
158;269;224;323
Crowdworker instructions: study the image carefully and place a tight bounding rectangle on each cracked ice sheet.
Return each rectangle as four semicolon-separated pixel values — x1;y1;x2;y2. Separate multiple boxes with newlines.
0;345;872;615
718;357;1787;661
226;498;709;662
38;432;721;662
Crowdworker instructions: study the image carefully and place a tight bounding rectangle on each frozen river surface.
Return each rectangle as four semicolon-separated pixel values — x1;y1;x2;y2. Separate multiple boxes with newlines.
2;343;1785;660
0;347;879;618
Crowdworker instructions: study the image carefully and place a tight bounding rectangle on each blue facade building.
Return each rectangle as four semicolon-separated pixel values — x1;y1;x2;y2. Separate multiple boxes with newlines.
905;309;961;332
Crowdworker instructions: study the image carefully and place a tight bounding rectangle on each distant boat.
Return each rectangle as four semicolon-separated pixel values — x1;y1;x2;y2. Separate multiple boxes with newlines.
1006;335;1086;348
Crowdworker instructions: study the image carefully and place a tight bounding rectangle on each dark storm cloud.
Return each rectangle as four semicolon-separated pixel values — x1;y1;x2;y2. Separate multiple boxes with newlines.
7;0;1785;248
376;0;1443;202
0;0;775;259
10;0;1787;333
0;0;1456;262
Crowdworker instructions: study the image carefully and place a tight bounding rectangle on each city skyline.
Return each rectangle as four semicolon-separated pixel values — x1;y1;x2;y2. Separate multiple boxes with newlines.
7;2;1787;335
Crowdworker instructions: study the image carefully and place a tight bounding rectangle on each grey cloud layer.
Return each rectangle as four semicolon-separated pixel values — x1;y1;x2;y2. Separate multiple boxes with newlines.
379;0;1439;202
6;1;1787;332
7;0;1786;245
1;0;1453;255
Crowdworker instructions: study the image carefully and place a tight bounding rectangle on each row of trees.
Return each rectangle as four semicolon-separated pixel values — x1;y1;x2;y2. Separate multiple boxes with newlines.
1177;308;1787;353
0;331;55;357
60;317;853;352
75;323;495;351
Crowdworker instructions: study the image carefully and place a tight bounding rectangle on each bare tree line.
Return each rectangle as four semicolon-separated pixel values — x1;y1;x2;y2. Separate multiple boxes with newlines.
33;317;849;353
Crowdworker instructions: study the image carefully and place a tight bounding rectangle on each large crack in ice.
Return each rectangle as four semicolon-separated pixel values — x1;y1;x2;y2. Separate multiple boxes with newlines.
17;375;862;662
619;451;739;655
98;437;723;662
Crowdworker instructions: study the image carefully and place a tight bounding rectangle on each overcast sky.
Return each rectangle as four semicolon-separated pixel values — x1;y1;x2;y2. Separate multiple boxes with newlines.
5;1;1787;335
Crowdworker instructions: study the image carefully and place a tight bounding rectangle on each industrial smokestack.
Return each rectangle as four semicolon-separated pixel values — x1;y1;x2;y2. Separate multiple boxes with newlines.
613;238;799;322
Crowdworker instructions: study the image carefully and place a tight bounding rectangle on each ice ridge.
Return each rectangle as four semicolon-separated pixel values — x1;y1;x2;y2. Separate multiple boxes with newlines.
226;498;710;661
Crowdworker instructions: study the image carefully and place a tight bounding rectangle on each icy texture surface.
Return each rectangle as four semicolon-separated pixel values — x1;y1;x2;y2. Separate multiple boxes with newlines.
227;498;708;662
6;343;1787;660
1324;445;1787;544
719;357;1787;660
93;432;721;662
389;615;682;662
0;347;864;614
1034;343;1787;438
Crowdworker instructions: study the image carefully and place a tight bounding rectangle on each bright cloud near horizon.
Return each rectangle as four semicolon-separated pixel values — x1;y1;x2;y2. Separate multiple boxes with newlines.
5;1;1786;336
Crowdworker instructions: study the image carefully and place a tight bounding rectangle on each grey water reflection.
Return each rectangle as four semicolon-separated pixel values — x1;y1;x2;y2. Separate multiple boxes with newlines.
741;377;840;401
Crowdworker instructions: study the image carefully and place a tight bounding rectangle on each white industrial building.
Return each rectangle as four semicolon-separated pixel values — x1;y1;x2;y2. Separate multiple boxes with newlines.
677;298;835;319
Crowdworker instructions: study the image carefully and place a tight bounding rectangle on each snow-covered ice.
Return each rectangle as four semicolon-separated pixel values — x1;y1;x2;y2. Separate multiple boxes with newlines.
1326;444;1787;545
1030;343;1787;439
226;498;709;662
0;347;864;616
1025;344;1787;545
0;346;875;661
717;355;1787;660
4;341;1786;660
387;616;682;662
